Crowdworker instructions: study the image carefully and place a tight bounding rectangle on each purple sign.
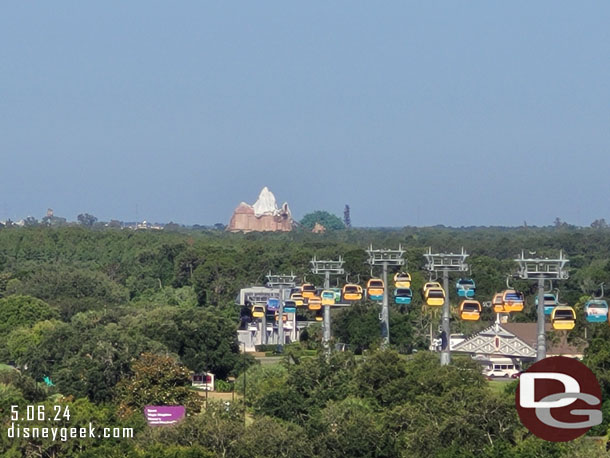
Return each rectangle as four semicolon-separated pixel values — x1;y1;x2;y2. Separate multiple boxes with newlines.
144;406;185;426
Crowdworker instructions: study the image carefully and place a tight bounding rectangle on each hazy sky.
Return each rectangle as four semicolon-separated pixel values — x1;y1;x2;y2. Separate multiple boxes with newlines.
1;2;609;227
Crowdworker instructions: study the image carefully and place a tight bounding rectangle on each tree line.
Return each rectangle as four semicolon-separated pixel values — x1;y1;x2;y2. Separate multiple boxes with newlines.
1;225;610;456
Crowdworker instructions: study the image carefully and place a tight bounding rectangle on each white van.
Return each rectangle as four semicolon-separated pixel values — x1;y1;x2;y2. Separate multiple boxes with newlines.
482;358;521;378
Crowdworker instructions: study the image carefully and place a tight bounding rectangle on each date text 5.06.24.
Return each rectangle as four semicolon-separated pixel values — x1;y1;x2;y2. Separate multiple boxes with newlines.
11;405;71;422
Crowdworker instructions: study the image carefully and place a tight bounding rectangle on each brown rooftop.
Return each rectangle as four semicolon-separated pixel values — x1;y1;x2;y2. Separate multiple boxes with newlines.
502;322;587;357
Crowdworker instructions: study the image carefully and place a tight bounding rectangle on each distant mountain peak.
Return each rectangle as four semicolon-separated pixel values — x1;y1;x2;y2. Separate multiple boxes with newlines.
252;186;279;217
227;187;293;232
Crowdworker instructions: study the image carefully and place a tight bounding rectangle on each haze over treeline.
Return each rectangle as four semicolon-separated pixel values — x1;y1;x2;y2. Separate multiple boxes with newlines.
2;2;610;227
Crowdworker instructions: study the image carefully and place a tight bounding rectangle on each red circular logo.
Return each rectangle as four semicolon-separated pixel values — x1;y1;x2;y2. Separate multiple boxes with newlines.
515;356;602;442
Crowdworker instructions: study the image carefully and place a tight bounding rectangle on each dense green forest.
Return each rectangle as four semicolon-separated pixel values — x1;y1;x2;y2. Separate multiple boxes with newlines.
1;225;610;457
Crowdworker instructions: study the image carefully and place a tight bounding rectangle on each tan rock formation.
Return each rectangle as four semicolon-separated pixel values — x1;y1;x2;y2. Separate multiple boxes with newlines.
312;222;326;233
227;187;293;232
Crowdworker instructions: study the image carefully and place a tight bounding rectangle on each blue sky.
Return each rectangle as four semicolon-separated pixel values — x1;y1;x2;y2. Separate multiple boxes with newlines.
1;2;609;227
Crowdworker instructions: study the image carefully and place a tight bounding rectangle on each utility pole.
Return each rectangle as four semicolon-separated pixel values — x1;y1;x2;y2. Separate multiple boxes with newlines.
514;250;569;361
423;247;469;366
310;256;345;352
366;245;406;347
266;272;297;352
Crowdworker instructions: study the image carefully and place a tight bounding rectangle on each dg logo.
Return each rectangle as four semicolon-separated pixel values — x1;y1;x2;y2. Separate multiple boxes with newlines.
516;356;602;441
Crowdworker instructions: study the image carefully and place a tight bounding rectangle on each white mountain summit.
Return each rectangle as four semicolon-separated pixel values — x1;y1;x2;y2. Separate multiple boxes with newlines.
252;186;280;217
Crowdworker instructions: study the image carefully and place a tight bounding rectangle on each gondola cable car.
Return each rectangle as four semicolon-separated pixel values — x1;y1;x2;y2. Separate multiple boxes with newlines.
367;278;385;301
290;291;305;307
301;283;316;299
492;292;505;313
425;287;445;307
394;287;413;305
585;284;608;323
456;278;476;298
251;304;266;318
423;282;442;296
307;294;322;311
284;300;297;314
266;297;280;312
551;305;576;330
315;309;323;322
459;300;482;321
321;290;336;306
394;272;412;288
342;283;363;301
585;299;609;323
501;289;524;313
535;293;558;316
